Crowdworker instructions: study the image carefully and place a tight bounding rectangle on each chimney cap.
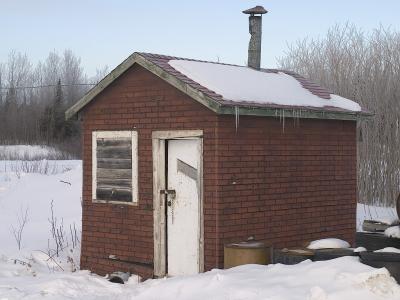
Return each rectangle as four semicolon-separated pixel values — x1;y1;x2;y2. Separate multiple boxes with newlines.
242;5;268;15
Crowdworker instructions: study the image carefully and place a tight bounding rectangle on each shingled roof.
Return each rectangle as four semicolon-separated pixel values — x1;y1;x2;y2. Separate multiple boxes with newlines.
66;52;370;120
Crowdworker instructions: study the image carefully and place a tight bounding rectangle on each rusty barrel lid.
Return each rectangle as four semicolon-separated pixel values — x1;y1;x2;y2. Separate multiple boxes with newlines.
225;241;267;249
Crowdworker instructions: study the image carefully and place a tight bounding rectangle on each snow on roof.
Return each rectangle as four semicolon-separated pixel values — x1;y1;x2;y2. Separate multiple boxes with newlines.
168;59;361;112
66;52;369;120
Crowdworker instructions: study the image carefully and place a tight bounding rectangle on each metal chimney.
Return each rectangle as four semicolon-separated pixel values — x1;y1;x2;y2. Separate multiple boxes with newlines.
243;6;268;70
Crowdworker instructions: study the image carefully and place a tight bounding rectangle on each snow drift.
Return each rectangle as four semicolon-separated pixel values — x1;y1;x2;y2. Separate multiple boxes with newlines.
0;256;399;300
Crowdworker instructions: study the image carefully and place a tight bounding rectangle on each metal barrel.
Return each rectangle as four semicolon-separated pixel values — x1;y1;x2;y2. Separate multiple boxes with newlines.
224;241;271;268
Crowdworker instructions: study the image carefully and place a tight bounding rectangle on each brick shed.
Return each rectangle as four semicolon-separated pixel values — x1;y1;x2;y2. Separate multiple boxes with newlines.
66;8;369;279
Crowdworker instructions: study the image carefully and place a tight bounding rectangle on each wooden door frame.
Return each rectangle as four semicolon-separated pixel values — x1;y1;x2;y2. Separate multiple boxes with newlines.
152;130;204;277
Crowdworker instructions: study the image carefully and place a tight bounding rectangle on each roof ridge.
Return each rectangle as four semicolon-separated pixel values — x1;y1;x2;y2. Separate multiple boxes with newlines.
137;52;245;68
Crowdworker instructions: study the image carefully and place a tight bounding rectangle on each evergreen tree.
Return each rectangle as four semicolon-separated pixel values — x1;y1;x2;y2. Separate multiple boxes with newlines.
52;79;65;140
40;78;80;143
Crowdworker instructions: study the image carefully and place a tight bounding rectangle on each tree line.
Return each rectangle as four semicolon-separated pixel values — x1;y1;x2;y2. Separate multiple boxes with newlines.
0;50;107;157
279;24;400;206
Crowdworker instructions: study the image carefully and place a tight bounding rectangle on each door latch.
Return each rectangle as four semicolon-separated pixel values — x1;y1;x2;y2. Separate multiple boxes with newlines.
160;189;176;197
160;189;176;206
161;189;176;207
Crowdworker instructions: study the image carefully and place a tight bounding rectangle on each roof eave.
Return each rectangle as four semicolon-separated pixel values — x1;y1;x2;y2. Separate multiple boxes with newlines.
217;105;373;121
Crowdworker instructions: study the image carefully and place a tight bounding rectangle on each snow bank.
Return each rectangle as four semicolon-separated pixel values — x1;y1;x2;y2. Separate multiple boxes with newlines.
169;60;361;111
131;258;400;300
0;255;133;300
0;256;399;300
307;238;350;250
357;203;399;231
385;226;400;238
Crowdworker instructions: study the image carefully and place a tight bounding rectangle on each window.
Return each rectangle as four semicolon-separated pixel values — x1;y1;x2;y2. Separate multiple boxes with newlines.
92;131;138;204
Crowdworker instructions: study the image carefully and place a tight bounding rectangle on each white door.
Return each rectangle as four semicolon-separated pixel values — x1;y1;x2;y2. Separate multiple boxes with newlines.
167;139;201;276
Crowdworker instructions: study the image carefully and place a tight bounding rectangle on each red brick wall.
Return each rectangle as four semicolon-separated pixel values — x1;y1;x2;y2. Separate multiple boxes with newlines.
80;64;357;278
215;115;357;264
81;64;219;278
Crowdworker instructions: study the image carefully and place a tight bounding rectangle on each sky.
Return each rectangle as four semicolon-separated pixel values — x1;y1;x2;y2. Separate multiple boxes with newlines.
1;0;400;76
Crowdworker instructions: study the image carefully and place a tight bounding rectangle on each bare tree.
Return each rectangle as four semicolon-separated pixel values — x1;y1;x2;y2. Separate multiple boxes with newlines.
279;24;400;207
62;49;86;106
91;65;109;84
11;206;29;250
0;49;95;156
0;63;4;103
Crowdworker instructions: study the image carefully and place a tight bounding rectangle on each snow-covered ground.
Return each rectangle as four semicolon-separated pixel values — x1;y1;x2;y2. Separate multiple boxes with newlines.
1;256;400;300
0;145;82;272
0;145;399;299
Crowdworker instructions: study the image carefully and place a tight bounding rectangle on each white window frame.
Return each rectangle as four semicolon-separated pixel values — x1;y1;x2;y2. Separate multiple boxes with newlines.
92;130;138;205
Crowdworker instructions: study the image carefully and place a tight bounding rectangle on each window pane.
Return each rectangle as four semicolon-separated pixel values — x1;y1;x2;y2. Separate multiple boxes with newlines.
96;137;132;202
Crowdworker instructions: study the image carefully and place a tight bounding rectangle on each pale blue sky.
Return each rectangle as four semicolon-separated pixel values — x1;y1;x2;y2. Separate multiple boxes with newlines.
2;1;400;76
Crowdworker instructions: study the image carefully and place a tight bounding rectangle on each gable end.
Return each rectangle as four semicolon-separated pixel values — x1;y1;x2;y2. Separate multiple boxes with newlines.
65;53;221;120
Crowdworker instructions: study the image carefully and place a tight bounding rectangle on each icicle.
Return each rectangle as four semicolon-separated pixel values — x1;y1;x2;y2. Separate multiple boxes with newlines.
282;109;285;133
235;106;240;133
293;109;300;127
292;109;295;127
